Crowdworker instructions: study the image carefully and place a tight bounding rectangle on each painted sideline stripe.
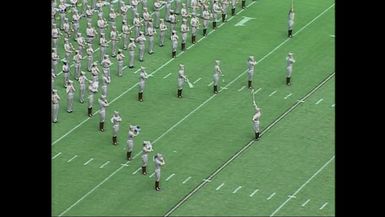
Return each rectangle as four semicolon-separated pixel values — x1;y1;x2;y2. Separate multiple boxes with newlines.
232;186;242;193
193;77;202;84
315;98;324;104
132;167;141;175
182;177;191;184
320;202;328;210
52;152;62;159
149;172;155;178
284;93;293;99
267;192;276;200
83;158;93;165
269;90;277;96
207;81;213;86
216;183;224;191
301;199;311;207
166;173;175;181
238;86;246;91
99;161;110;168
163;73;172;79
250;189;259;197
67;155;78;162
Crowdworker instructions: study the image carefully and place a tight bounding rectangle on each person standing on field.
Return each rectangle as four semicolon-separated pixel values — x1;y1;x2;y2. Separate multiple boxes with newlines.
154;153;165;191
111;111;122;145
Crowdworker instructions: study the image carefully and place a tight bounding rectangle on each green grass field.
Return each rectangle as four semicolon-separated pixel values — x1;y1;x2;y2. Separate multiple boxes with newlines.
52;0;335;216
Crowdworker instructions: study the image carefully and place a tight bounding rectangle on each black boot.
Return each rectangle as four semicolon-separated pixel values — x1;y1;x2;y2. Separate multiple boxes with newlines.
127;151;132;160
222;14;226;22
112;136;117;145
192;35;196;44
248;80;252;89
255;132;260;140
155;181;160;191
182;43;186;51
213;21;217;29
242;0;245;8
286;77;291;86
231;8;235;16
177;89;181;98
99;122;104;132
203;29;207;36
88;107;92;117
214;85;218;94
288;30;292;38
172;51;176;58
142;166;147;175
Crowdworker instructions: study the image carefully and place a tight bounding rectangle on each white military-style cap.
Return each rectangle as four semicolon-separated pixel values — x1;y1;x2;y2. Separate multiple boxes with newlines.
68;80;73;84
140;66;146;70
215;60;220;64
129;38;134;41
288;52;294;56
114;111;119;115
81;71;86;75
101;95;107;99
52;89;58;93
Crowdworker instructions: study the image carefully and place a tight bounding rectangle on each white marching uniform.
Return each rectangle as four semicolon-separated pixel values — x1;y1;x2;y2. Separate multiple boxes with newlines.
79;74;88;103
159;21;167;46
101;75;111;97
288;11;295;31
252;108;261;133
138;69;149;93
128;40;136;67
110;29;118;56
171;33;179;52
66;83;76;112
52;91;61;123
177;67;186;90
88;81;98;109
86;46;94;71
286;55;295;77
141;142;153;167
154;155;165;182
126;130;136;153
62;63;70;87
122;24;131;49
73;53;82;80
117;52;125;76
213;64;222;86
101;57;112;77
247;59;256;81
98;97;109;123
111;114;122;137
147;25;156;54
136;34;146;61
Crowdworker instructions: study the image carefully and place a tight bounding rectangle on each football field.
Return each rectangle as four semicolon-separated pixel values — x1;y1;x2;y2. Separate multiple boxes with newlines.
52;0;335;216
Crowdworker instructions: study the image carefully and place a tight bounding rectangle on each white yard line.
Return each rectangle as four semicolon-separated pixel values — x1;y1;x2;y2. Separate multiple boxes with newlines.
216;183;225;191
120;163;129;167
267;192;276;200
228;16;234;21
186;44;194;50
149;172;155;178
270;156;335;216
67;155;78;162
207;81;213;86
269;90;277;96
198;37;204;43
193;77;202;84
284;93;293;99
238;86;246;91
315;98;324;104
132;167;141;175
52;152;62;159
163;73;172;79
182;177;191;184
232;186;242;193
301;199;311;207
249;189;259;197
176;51;184;57
83;158;93;165
320;202;328;210
166;173;175;181
99;161;110;168
57;5;333;215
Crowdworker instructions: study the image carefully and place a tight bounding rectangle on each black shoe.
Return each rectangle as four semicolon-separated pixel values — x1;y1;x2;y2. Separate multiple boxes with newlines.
139;59;144;62
129;66;134;68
